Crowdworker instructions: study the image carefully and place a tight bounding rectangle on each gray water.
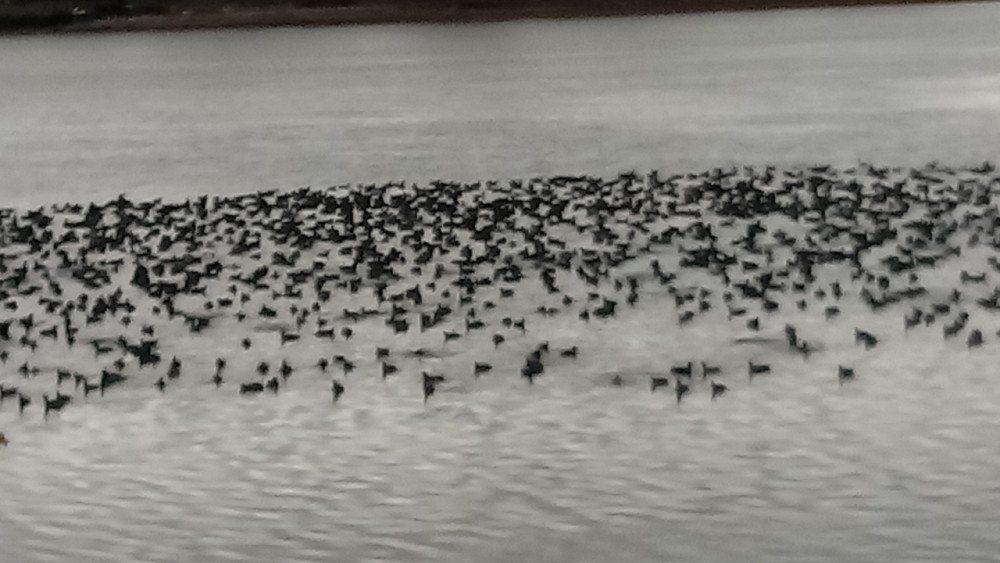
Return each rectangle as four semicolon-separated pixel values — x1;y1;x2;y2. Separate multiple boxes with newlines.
1;2;1000;207
3;3;1000;562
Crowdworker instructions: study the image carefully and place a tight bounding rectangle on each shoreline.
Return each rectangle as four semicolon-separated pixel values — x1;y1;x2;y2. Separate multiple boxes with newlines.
0;0;985;37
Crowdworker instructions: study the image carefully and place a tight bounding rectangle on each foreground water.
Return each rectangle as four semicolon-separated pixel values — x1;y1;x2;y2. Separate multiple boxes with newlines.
3;3;1000;563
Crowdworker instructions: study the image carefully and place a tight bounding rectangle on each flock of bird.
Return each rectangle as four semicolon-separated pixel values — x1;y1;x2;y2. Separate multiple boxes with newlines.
1;161;999;427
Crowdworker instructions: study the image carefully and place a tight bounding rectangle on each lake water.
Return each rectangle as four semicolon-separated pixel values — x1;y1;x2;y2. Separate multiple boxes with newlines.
1;2;999;208
3;3;1000;563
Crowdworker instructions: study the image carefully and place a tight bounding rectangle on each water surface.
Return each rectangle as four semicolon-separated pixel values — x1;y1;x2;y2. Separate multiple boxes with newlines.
2;4;1000;563
0;1;998;206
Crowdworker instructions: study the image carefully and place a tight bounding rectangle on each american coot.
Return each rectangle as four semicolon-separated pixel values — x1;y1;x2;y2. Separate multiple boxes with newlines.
423;372;445;402
650;376;669;393
2;164;997;418
838;365;855;385
748;361;771;380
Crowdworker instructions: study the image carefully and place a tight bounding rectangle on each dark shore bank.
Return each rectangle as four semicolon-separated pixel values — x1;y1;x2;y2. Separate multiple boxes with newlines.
0;0;981;35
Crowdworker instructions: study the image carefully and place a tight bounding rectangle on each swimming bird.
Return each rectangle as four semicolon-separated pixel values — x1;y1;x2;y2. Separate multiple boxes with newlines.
5;164;999;414
838;365;855;385
265;377;279;393
967;329;983;348
748;360;771;380
594;299;617;318
675;379;690;403
854;329;879;350
239;382;264;395
167;356;181;379
784;324;798;349
280;360;294;380
521;356;544;384
650;376;669;392
701;362;721;378
381;362;398;378
99;370;127;395
422;371;445;402
56;369;72;386
43;393;71;417
0;385;17;402
710;381;728;400
279;330;300;345
670;362;693;377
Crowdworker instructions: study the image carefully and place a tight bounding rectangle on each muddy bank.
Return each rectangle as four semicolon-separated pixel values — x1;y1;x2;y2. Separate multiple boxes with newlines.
0;0;982;36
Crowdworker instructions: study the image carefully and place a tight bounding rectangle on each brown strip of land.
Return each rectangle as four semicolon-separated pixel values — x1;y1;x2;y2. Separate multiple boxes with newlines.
1;0;985;36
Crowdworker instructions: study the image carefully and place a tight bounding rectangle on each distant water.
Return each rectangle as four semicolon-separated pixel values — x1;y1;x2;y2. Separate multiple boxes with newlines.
1;1;999;207
3;4;1000;563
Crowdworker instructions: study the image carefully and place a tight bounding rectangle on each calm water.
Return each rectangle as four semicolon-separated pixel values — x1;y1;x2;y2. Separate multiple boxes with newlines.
1;2;1000;207
3;3;1000;562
